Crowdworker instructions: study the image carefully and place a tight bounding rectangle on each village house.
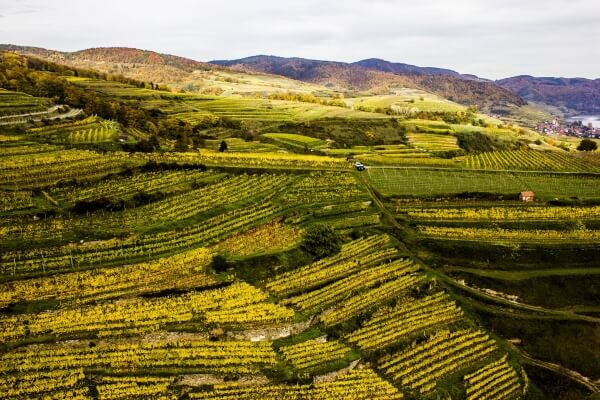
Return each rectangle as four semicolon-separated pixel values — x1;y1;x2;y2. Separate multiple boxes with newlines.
519;191;535;202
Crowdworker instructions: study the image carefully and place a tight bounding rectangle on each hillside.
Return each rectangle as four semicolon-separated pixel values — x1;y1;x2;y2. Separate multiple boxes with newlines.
211;55;526;109
0;45;334;96
497;75;600;115
354;58;485;81
1;50;600;400
354;58;461;77
2;45;540;123
0;44;215;71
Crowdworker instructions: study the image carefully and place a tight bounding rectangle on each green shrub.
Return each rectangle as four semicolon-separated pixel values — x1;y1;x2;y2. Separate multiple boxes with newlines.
577;139;597;151
210;254;228;273
301;225;341;260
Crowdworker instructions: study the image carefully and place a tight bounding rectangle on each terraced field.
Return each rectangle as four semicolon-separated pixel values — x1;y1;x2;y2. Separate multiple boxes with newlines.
0;132;533;399
206;137;283;152
186;97;384;122
407;132;460;152
0;88;50;117
326;144;464;168
0;148;142;189
28;116;120;143
1;51;598;400
262;132;327;149
464;149;600;172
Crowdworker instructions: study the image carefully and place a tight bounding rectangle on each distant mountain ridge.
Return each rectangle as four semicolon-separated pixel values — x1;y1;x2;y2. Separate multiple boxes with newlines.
210;55;488;81
4;44;598;115
352;58;486;82
211;55;524;109
0;44;216;72
72;47;215;71
0;46;523;110
497;75;600;115
212;55;473;79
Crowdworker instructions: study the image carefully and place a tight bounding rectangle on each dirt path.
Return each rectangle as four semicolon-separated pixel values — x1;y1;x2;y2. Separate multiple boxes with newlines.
443;273;600;323
0;105;61;120
0;107;82;126
226;319;314;341
178;374;270;387
518;350;600;394
313;359;361;384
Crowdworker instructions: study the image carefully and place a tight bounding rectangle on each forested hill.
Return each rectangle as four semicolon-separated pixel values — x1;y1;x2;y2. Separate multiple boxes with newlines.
0;45;525;111
0;44;216;72
0;51;167;130
211;55;526;109
497;75;600;115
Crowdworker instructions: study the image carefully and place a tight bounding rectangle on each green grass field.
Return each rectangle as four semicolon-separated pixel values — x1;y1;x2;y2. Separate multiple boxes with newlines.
367;167;600;199
464;149;600;172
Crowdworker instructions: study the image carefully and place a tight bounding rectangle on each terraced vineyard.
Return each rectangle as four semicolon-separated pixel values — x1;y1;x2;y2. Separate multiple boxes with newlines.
178;97;382;123
0;201;283;278
144;149;350;170
0;190;34;211
325;143;464;168
0;248;215;307
464;149;600;172
266;235;395;295
418;225;600;243
0;148;143;189
380;329;503;395
348;91;467;114
1;48;599;400
464;356;525;400
346;292;464;350
0;88;50;117
0;282;295;342
189;368;404;399
48;169;216;205
262;132;327;149
404;205;600;221
283;259;415;311
280;338;354;372
319;273;423;327
205;138;282;152
407;132;460;152
0;339;279;374
28;116;120;143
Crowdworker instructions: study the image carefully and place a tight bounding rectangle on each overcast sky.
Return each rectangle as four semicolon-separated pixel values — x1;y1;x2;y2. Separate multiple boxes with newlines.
0;0;598;79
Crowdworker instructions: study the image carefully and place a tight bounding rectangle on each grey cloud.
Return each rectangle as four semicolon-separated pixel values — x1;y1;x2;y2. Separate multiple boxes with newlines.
0;0;597;79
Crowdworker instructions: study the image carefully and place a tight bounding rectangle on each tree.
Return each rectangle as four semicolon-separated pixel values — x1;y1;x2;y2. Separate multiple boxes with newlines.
148;135;160;150
174;139;189;152
577;139;597;152
301;225;341;260
210;254;228;273
219;140;228;152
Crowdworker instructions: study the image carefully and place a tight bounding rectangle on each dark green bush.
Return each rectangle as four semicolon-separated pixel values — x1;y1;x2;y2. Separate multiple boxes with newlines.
301;225;341;260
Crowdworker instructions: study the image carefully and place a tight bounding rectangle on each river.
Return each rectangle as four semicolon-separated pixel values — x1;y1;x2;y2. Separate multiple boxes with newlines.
566;115;600;128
